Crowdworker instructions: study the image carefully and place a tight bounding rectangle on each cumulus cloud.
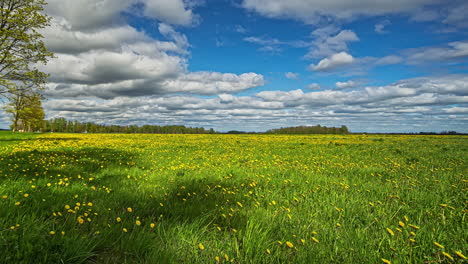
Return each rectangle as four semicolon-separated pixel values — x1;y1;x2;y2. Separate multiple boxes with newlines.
32;74;468;132
39;0;265;100
336;80;357;89
285;72;299;80
309;52;355;72
306;28;359;58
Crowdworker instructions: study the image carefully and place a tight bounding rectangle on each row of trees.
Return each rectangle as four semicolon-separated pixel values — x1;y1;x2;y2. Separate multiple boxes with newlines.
42;118;216;134
266;125;350;134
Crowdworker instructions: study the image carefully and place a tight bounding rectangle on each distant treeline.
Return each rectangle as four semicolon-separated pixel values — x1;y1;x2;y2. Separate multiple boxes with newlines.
266;125;349;134
43;118;216;134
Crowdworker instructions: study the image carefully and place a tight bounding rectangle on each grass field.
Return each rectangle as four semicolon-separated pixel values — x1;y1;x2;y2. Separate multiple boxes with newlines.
0;132;467;263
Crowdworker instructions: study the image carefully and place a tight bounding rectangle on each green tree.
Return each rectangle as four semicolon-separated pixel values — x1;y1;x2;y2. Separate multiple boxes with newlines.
0;0;53;96
4;87;44;132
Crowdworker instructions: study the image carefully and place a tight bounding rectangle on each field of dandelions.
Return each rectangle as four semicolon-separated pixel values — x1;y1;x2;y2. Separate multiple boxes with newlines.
0;132;466;263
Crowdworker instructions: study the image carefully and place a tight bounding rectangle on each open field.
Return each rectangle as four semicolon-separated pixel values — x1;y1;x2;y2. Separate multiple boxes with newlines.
0;132;467;263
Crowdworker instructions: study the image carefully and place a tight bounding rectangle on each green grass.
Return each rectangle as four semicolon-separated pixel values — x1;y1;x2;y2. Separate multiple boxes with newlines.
0;133;467;263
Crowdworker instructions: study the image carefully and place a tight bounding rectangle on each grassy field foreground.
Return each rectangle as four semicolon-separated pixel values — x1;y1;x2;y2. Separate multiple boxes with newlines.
0;132;466;263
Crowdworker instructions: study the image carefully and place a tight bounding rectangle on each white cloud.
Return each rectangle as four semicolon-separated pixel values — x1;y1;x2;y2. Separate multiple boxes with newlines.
336;80;357;89
306;28;359;58
241;0;441;23
285;72;299;80
375;20;391;34
307;83;321;90
143;0;197;26
407;40;468;63
309;52;355;72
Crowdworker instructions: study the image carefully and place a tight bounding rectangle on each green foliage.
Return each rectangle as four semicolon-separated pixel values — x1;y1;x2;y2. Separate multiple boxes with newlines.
0;0;53;95
4;87;44;132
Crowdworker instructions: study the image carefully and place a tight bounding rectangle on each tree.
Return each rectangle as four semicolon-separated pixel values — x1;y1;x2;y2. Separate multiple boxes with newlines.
0;0;53;97
4;86;44;132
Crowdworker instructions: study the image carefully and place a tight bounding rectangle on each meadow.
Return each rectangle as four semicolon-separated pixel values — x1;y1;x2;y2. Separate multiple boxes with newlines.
0;132;466;263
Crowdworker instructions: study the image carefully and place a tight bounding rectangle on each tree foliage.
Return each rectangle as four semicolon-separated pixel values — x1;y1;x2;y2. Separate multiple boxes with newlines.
4;86;44;132
0;0;53;96
266;125;350;134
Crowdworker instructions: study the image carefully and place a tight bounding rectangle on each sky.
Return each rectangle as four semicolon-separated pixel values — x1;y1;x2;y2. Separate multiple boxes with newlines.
1;0;468;132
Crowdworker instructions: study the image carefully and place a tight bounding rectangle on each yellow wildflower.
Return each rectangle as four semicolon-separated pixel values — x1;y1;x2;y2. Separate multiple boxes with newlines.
433;242;444;249
398;221;405;227
442;252;454;261
237;202;243;207
116;217;121;222
49;231;55;235
381;258;391;264
150;223;155;228
285;241;294;248
198;243;205;250
454;251;467;259
135;220;141;226
65;205;70;210
265;249;271;254
386;228;395;236
127;207;133;212
312;237;319;243
123;228;128;232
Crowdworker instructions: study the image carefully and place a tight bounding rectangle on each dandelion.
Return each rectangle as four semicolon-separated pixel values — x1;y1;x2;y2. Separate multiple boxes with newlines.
312;237;319;243
265;249;271;254
135;220;141;226
442;252;454;261
2;195;7;199
127;207;133;212
215;256;220;262
286;241;294;248
224;254;229;261
386;228;395;236
336;223;342;227
433;242;444;249
198;243;205;250
87;202;93;206
381;258;391;264
77;217;84;224
454;251;467;259
10;226;15;230
15;202;20;206
408;224;420;229
49;231;55;235
122;228;128;232
398;221;405;227
116;217;121;222
300;239;306;244
237;202;243;207
24;193;29;198
65;205;70;210
150;223;155;228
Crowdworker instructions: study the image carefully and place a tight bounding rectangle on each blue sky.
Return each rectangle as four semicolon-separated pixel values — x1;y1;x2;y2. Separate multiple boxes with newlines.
1;0;467;132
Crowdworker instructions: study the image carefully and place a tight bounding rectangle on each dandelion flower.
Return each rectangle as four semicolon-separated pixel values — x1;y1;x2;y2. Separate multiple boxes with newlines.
237;202;243;207
265;249;271;254
150;223;155;228
198;243;205;250
123;228;128;232
215;256;220;262
454;251;467;259
381;258;391;264
135;220;141;226
77;217;84;224
127;207;133;213
49;231;55;235
386;228;395;236
398;221;405;227
433;242;444;249
408;224;420;230
65;205;70;210
2;195;7;199
442;252;454;261
116;217;121;222
15;202;20;206
24;194;29;198
286;241;294;248
312;237;319;243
